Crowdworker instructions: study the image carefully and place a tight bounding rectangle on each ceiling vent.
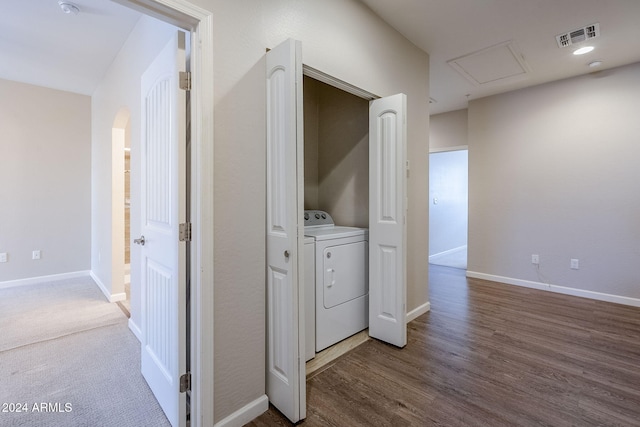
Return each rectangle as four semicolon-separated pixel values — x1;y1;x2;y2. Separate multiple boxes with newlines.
556;23;600;48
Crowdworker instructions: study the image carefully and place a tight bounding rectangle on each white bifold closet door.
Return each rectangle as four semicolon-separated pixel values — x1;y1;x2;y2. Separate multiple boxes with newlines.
265;37;408;424
368;93;407;348
265;38;306;423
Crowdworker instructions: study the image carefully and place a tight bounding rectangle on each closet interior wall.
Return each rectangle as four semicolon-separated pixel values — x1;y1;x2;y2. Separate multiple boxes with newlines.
303;76;369;228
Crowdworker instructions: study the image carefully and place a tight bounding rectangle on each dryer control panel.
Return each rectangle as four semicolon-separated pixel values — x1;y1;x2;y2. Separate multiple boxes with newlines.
304;210;334;227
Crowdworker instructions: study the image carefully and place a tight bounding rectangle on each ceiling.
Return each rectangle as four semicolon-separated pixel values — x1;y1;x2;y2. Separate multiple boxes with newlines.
2;1;640;113
0;0;141;95
361;0;640;114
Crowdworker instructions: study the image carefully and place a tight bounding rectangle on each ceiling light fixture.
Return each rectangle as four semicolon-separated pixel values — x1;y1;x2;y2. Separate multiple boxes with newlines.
58;1;80;15
573;46;594;55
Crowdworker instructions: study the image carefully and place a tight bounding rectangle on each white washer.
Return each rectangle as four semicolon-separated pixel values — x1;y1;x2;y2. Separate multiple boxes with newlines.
304;210;368;355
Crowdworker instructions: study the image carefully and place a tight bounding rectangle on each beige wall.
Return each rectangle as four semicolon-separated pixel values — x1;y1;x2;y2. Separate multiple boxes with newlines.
202;0;430;421
303;77;320;209
430;108;468;151
0;79;91;282
304;77;369;228
91;15;176;324
468;61;640;300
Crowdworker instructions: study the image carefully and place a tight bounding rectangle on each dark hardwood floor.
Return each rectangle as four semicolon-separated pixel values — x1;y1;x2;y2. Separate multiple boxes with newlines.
247;265;640;426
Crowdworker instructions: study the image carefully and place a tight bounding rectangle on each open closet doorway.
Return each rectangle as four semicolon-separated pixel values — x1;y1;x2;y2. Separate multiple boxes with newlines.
265;38;408;424
428;148;468;269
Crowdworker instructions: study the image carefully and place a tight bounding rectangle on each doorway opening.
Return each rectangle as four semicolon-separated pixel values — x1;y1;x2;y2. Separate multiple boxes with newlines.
302;74;371;375
428;148;468;270
124;138;131;309
112;108;131;315
111;2;215;426
266;40;408;423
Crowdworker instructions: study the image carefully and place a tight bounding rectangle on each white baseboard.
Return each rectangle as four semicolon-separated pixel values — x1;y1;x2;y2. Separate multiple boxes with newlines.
407;301;431;322
429;245;467;263
128;318;142;342
466;271;640;308
111;292;127;302
90;271;126;303
214;395;269;427
0;270;90;289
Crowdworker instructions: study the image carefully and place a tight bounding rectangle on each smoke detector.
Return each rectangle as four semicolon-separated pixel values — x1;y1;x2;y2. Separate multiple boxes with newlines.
556;23;600;48
58;1;80;15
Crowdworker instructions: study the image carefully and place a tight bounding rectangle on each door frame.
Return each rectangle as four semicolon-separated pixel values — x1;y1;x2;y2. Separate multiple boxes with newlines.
265;52;407;419
116;1;214;426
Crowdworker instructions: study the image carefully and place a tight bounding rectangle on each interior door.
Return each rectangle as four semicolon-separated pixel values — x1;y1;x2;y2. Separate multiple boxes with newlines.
139;31;187;427
369;93;407;348
265;38;306;423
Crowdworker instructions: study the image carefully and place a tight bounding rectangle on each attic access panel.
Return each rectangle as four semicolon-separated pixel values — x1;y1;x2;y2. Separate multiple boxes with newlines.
448;41;530;87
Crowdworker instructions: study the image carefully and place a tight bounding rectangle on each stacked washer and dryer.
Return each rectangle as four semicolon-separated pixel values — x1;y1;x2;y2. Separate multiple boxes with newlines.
303;210;369;361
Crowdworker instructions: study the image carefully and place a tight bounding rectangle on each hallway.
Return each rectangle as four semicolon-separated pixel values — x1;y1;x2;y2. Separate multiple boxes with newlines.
249;265;640;426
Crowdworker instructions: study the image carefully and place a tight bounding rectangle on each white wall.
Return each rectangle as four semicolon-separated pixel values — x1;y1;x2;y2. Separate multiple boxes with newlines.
91;15;176;318
0;79;90;282
198;0;430;421
429;110;469;258
430;109;467;151
429;150;468;256
468;61;640;302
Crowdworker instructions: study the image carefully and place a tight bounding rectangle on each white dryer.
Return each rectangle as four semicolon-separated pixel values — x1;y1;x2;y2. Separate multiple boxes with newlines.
304;210;368;355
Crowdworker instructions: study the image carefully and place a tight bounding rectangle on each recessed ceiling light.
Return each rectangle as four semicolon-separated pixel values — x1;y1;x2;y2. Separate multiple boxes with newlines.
588;60;603;68
573;46;594;55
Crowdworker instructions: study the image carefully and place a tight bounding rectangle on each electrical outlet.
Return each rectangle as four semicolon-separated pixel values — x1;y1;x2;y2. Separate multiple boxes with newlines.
571;258;579;270
531;254;539;265
32;250;41;260
0;252;7;263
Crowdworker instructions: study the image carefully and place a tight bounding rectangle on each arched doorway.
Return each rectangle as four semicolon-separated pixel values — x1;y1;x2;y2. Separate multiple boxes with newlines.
112;108;131;312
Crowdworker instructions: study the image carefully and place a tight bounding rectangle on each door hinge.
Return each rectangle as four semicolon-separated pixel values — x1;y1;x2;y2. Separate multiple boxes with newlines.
180;372;191;393
179;71;191;91
179;222;192;242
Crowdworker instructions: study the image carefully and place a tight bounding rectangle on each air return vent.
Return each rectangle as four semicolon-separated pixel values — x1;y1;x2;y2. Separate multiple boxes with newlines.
556;23;600;48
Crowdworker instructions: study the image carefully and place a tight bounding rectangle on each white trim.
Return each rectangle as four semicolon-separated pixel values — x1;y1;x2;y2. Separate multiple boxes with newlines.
188;9;215;427
117;2;215;427
303;65;378;100
90;271;127;302
429;245;467;263
213;395;269;427
0;270;90;290
128;318;143;342
466;271;640;308
110;292;127;302
407;301;431;323
429;145;468;153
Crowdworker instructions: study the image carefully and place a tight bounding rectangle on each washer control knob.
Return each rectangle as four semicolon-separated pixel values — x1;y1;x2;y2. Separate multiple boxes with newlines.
304;213;309;220
315;213;320;219
321;213;327;219
326;252;331;259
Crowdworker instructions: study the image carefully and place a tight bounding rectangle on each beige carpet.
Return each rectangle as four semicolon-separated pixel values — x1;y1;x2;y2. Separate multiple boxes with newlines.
0;276;170;427
429;245;467;270
0;277;125;352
